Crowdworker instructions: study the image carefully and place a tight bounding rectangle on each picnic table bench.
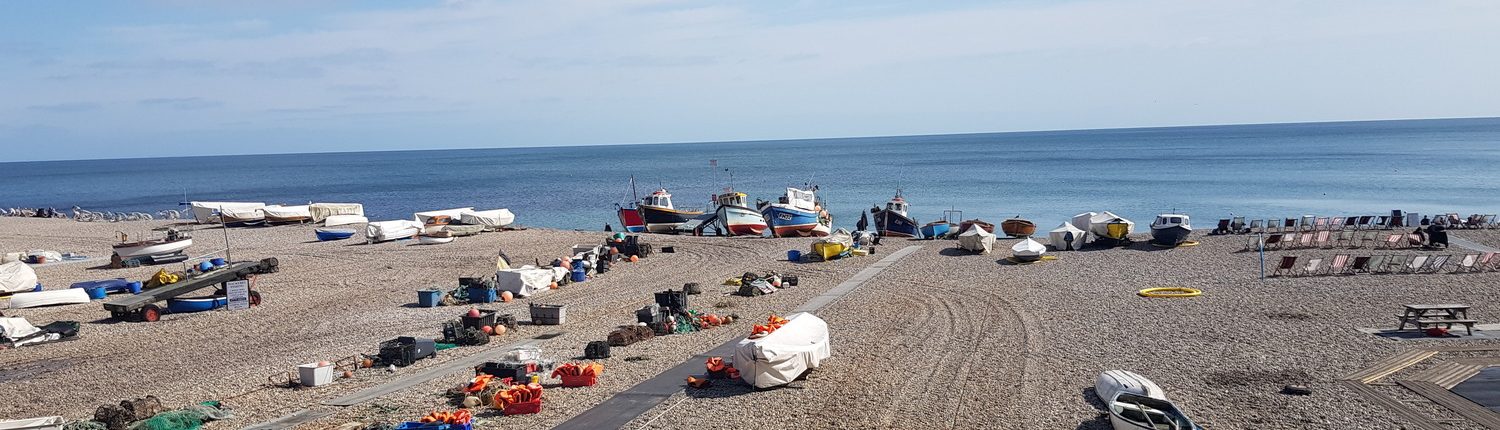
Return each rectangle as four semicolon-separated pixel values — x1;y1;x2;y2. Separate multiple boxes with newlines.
1398;304;1476;335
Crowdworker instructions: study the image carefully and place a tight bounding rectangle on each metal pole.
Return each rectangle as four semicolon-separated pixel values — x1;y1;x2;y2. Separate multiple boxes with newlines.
1258;231;1265;280
221;208;232;263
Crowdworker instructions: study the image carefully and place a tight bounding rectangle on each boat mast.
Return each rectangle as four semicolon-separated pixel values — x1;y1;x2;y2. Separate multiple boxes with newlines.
630;175;638;203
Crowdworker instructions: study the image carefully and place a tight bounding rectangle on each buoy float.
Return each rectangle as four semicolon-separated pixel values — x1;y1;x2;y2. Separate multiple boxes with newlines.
467;308;481;318
500;291;514;302
549;282;559;290
1137;287;1202;298
629;255;639;263
481;325;494;334
342;370;354;378
493;325;507;336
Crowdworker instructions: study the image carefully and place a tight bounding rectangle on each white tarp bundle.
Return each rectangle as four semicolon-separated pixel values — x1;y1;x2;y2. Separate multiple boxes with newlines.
414;208;474;225
460;209;516;228
958;224;996;254
309;203;364;222
364;220;423;242
0;317;61;347
8;288;90;309
733;312;831;389
0;261;38;294
188;202;266;223
323;214;369;227
263;204;311;220
1071;212;1097;233
1048;222;1087;251
497;267;553;298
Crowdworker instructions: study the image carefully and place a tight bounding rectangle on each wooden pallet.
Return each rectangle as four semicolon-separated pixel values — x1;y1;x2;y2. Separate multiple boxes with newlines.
1410;362;1487;389
1338;380;1445;430
1398;380;1500;429
1343;349;1438;383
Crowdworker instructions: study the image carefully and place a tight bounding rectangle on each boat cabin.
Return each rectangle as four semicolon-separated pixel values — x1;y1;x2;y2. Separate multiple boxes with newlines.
716;192;749;209
642;189;675;210
1152;214;1191;229
884;197;908;217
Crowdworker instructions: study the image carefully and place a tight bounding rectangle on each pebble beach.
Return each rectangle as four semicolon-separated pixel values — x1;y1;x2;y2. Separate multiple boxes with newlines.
5;217;1500;429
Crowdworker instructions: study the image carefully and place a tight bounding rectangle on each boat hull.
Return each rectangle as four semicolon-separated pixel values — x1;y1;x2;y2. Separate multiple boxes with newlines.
959;220;995;234
717;205;767;236
921;222;951;238
1001;219;1037;237
873;209;921;238
112;238;192;259
417;235;455;245
617;207;645;233
762;205;827;237
1151;225;1192;247
314;229;356;241
167;296;228;313
639;205;701;233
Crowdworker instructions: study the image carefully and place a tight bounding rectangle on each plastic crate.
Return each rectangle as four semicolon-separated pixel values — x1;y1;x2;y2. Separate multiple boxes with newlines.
503;399;542;415
465;286;497;303
416;290;441;308
461;309;497;331
635;304;662;324
559;374;597;388
379;337;436;367
529;304;566;325
654;290;688;311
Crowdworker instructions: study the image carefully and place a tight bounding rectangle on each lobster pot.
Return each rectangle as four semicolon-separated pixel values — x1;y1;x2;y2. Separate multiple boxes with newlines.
732;312;831;389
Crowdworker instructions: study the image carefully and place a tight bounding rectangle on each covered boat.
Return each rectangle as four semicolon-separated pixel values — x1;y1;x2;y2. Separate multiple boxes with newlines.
0;261;39;294
8;288;91;309
638;189;702;233
958;219;995;234
1048;222;1087;251
733;312;830;389
1011;237;1046;262
263;204;312;223
1000;217;1036;238
758;186;831;238
921;220;952;239
459;208;515;229
1096;370;1202;430
1150;214;1193;247
323;214;368;227
713;191;767;237
309;203;364;222
417;232;455;245
1071;212;1097;232
414;208;474;226
187;202;265;224
957;223;996;254
497;267;554;298
365;220;424;243
1089;211;1135;245
314;228;356;241
811;229;854;261
112;229;192;259
871;192;921;238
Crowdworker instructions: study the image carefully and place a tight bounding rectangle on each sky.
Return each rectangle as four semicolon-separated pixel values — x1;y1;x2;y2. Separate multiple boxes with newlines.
1;0;1497;162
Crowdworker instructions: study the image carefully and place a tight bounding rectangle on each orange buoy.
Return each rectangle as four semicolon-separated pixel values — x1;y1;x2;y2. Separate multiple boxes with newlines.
549;282;559;290
481;325;494;334
342;370;354;378
629;255;639;263
493;325;507;336
500;291;514;302
609;247;619;255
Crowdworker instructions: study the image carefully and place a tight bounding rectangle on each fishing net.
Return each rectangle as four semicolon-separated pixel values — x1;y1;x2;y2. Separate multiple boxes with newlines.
63;422;107;430
125;403;232;430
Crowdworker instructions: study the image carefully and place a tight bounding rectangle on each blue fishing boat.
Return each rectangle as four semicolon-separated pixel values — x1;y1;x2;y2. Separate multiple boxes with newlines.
920;220;951;239
315;228;356;241
757;186;831;237
871;192;921;238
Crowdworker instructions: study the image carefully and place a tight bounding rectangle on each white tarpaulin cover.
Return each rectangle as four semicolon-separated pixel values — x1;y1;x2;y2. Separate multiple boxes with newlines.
263;204;311;220
1048;222;1087;251
497;267;553;298
0;261;38;294
414;208;474;225
0;317;59;347
364;220;423;242
958;224;996;254
188;202;265;223
8;288;90;309
309;203;364;222
460;209;515;228
323;214;368;227
733;312;831;388
1071;212;1097;233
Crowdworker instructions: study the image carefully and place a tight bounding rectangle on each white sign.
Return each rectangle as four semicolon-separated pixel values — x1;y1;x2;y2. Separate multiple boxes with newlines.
226;279;251;311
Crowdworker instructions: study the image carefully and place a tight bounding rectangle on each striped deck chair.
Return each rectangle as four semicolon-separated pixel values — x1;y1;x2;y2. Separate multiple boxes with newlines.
1480;252;1498;272
1345;255;1371;274
1366;255;1389;274
1405;234;1424;248
1452;254;1481;273
1323;254;1349;275
1334;231;1354;248
1314;231;1332;249
1272;255;1299;277
1296;232;1315;249
1330;216;1345;230
1420;255;1450;273
1401;255;1429;274
1297;257;1323;277
1313;217;1329;231
1249;219;1264;234
1376;234;1401;249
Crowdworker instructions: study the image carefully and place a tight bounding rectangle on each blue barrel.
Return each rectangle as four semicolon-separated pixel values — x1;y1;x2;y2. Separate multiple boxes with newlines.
211;258;227;267
84;286;108;300
571;266;587;282
33;283;42;292
416;289;442;307
198;261;214;272
128;281;143;294
787;250;802;262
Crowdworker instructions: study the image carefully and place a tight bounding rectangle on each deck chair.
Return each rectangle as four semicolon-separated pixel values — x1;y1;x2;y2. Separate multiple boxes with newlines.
1486;215;1498;229
1298;258;1323;277
1301;215;1316;231
1263;234;1285;250
1452;254;1480;273
1366;255;1389;274
1376;234;1401;249
1330;216;1345;230
1345;255;1371;274
1295;232;1315;249
1405;234;1424;248
1249;219;1264;234
1345;216;1360;230
1421;255;1450;273
1360;216;1377;230
1272;256;1299;276
1402;255;1428;274
1285;218;1299;233
1334;231;1354;248
1323;254;1349;275
1480;252;1498;272
1231;216;1246;234
1314;231;1332;249
1358;231;1379;248
1213;219;1231;235
1313;217;1329;230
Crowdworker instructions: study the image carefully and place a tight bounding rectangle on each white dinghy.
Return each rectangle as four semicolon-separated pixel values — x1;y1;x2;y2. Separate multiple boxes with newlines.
1095;370;1202;430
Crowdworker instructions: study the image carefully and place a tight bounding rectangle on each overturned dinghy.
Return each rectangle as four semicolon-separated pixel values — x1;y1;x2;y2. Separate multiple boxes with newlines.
811;229;854;261
1096;370;1202;430
957;223;996;254
1010;237;1046;262
1048;223;1087;251
8;288;91;309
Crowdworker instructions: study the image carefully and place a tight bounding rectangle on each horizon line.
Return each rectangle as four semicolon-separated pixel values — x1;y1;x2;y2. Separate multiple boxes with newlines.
7;115;1496;164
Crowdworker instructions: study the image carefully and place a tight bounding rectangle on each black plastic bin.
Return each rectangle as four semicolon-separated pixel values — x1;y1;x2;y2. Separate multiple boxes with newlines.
654;289;688;311
461;309;498;331
379;336;436;367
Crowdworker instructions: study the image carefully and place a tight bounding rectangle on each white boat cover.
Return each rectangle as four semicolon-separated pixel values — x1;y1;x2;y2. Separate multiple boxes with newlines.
0;261;38;294
496;267;553;298
733;312;831;389
958;224;996;254
416;235;454;245
263;204;311;219
1012;238;1046;258
429;224;485;236
309;203;364;222
815;228;854;248
1048;222;1087;251
1088;211;1134;238
1071;212;1097;233
0;317;63;347
323;215;369;227
460;209;515;227
1096;370;1169;402
219;206;266;221
8;288;90;309
414;208;474;225
188;202;266;223
364;220;423;242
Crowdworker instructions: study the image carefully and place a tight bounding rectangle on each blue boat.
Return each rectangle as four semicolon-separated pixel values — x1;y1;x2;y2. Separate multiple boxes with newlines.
871;192;921;238
167;296;229;313
920;220;951;239
756;187;832;237
315;228;357;241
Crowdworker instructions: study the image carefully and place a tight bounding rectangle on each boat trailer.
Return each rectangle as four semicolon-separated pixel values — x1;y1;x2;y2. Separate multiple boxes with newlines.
103;258;278;322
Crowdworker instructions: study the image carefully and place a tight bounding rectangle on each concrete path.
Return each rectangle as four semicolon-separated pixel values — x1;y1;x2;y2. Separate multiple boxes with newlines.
1451;236;1500;253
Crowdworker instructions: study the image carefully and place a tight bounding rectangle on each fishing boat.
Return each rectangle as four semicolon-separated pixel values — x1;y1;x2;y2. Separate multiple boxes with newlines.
1096;370;1202;430
323;214;368;227
186;201;265;224
811;229;854;261
638;189;703;233
112;229;192;259
1150;213;1193;247
1000;216;1037;238
417;231;455;245
1048;222;1087;251
957;223;996;254
713;191;767;237
365;220;423;243
414;208;473;226
871;192;921;238
263;204;312;224
758;186;832;237
1010;237;1046;262
1088;211;1135;246
314;228;356;241
958;219;995;234
920;220;952;239
219;205;266;226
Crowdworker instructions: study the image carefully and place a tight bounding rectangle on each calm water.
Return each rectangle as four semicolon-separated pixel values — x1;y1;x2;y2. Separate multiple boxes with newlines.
5;118;1500;231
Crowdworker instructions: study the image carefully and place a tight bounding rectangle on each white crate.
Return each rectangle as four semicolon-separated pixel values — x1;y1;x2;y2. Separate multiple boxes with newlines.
298;363;335;387
0;416;64;430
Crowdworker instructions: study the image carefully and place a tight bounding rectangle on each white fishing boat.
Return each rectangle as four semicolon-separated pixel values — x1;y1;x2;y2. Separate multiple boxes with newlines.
263;204;312;223
187;201;265;224
459;208;515;229
416;233;455;245
713;191;767;237
1096;370;1202;430
112;229;192;259
1048;222;1087;251
1150;213;1193;247
309;202;364;222
1010;237;1046;262
414;207;474;226
365;220;423;243
8;288;91;309
1088;211;1135;245
957;223;996;254
323;214;369;227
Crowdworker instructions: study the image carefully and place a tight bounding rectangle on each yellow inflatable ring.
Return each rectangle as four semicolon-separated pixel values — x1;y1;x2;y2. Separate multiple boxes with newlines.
1137;287;1202;298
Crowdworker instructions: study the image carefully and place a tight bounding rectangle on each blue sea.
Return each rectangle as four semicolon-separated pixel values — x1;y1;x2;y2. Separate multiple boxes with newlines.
5;118;1500;231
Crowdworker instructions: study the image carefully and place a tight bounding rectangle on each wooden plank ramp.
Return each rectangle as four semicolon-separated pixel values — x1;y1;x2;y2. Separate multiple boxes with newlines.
1342;349;1438;383
1398;380;1500;429
1337;380;1445;430
1411;362;1487;389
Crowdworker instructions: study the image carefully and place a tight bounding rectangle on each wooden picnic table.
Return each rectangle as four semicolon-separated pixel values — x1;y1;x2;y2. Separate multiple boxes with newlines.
1398;304;1475;334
